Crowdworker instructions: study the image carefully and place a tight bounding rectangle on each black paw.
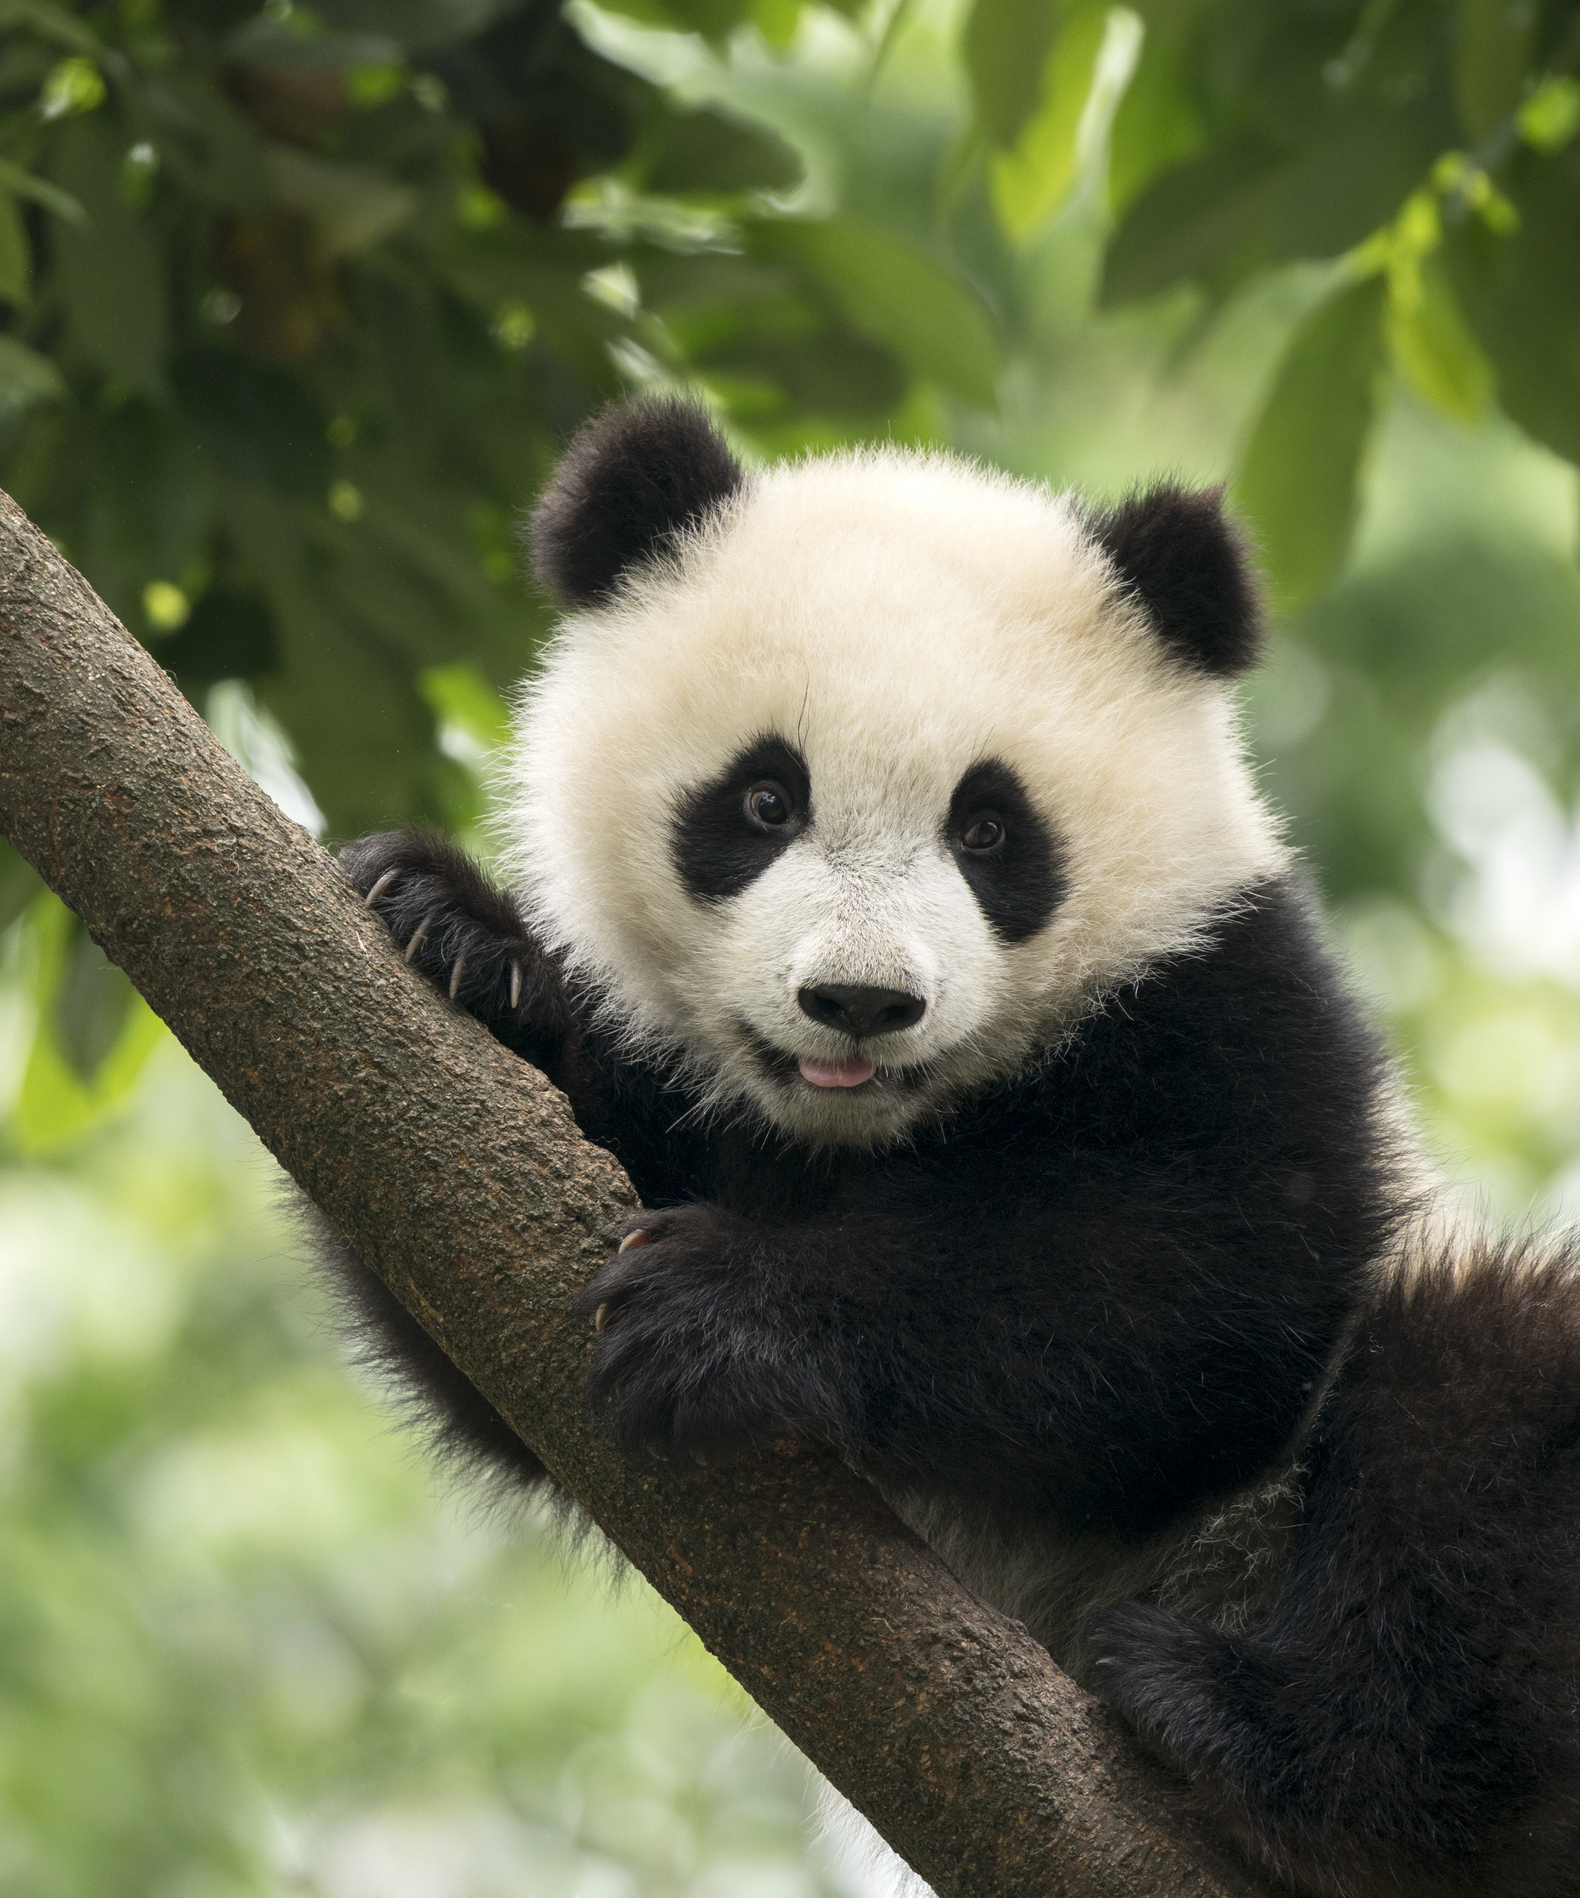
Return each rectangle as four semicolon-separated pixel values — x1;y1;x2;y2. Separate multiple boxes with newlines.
577;1206;806;1460
340;830;568;1042
1088;1603;1278;1776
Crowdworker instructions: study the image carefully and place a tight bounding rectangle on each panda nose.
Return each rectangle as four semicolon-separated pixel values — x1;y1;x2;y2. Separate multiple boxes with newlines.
797;984;927;1039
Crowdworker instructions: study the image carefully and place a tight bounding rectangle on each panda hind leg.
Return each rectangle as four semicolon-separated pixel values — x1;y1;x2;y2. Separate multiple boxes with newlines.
305;1197;552;1500
1089;1237;1580;1898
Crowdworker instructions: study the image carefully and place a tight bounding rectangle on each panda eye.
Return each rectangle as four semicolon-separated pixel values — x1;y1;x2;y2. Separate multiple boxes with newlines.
744;782;793;830
960;814;1005;853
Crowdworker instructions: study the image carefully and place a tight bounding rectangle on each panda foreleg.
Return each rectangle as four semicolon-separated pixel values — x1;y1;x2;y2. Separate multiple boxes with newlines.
338;828;573;1064
1086;1238;1580;1898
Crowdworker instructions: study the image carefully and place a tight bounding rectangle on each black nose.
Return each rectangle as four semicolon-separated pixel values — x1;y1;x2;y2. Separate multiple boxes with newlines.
797;984;927;1039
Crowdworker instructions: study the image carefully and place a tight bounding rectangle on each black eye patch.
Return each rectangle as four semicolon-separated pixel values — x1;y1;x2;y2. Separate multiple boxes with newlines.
946;759;1066;943
672;735;811;902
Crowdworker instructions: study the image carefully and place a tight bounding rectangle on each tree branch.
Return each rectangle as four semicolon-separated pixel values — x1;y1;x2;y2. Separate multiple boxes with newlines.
0;488;1275;1898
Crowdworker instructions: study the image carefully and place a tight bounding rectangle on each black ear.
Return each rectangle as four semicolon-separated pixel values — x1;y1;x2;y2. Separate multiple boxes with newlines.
529;397;744;608
1086;484;1264;678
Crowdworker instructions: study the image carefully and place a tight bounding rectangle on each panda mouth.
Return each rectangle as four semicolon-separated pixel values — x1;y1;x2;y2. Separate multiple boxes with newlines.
746;1032;920;1095
797;1054;877;1088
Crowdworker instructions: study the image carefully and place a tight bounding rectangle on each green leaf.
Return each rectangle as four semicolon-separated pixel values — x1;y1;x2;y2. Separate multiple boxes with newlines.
0;156;85;223
0;840;42;932
0;335;65;420
1444;146;1580;463
0;191;28;305
1101;129;1281;305
53;921;135;1082
14;895;162;1153
989;5;1109;242
657;0;754;39
964;0;1067;150
1386;255;1493;425
1517;75;1580;153
0;0;99;54
1106;30;1200;216
1456;0;1536;143
142;68;272;214
420;661;512;749
1235;274;1387;607
1264;104;1450;263
752;217;1002;406
266;146;417;256
646;108;802;196
47;116;167;394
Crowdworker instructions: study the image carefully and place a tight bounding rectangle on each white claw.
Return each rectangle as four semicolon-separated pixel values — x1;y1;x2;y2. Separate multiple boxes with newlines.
508;960;523;1011
594;1303;613;1334
364;868;399;907
448;954;467;1001
617;1229;651;1253
404;910;436;963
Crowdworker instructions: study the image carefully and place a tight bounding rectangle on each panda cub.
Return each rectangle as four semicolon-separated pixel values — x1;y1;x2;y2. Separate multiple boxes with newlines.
331;399;1580;1898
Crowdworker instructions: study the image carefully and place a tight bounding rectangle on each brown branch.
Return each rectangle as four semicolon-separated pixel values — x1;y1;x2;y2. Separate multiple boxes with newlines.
0;488;1276;1898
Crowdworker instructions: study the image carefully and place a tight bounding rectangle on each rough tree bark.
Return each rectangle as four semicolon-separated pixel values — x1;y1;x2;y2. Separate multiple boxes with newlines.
0;488;1280;1898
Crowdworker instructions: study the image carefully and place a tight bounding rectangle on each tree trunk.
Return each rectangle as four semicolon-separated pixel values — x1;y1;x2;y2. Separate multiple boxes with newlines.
0;487;1276;1898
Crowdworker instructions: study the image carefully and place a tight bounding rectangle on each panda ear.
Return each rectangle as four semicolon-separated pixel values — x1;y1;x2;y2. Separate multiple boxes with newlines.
1085;484;1265;678
528;397;744;608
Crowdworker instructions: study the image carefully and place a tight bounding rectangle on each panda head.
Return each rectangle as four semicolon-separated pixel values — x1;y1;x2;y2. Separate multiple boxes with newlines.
503;399;1286;1148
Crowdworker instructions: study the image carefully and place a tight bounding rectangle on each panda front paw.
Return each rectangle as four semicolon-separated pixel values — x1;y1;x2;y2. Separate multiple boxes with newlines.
340;830;567;1041
579;1206;808;1461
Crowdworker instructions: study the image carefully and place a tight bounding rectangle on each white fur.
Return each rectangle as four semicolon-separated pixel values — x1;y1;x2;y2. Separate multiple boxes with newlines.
500;445;1287;1145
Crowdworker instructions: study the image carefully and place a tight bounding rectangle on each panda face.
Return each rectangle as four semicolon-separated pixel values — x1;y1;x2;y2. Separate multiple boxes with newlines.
503;444;1285;1147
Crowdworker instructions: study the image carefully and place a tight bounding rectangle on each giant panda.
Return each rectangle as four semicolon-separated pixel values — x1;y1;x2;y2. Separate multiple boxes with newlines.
325;397;1580;1898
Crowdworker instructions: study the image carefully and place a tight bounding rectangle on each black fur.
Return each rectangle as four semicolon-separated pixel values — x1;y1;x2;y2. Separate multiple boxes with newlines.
334;855;1395;1538
1087;485;1264;678
326;826;1580;1893
671;735;811;903
1090;1243;1580;1897
945;758;1066;944
528;397;744;607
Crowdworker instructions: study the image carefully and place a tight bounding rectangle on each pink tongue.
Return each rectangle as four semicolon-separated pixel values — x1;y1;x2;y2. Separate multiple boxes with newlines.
798;1054;877;1089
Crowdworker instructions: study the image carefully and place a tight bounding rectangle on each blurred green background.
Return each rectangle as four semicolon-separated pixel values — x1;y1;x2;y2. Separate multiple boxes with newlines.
1;0;1579;1891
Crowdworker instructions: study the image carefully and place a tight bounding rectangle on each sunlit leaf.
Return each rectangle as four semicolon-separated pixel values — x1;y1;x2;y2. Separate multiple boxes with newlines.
1517;75;1580;153
1106;25;1201;215
1386;255;1494;425
988;5;1109;243
1235;274;1387;607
